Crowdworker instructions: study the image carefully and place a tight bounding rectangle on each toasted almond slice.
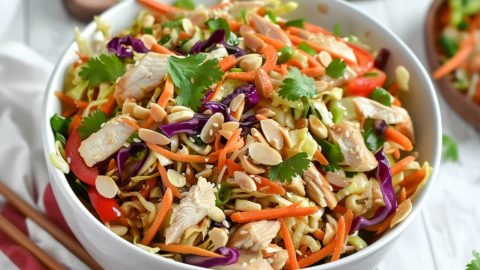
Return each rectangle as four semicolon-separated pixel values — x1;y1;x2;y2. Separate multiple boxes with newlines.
218;130;233;140
167;169;186;188
170;105;193;114
133;105;151;120
309;114;328;139
207;207;226;222
122;99;136;115
257;107;276;118
235;199;262;211
233;171;257;192
260;119;284;150
167;110;194;123
390;199;412;228
150;103;167;122
139;128;170;145
239;54;263;72
239;154;265;175
140;35;157;50
95;175;118;199
248;142;282;166
230;94;246;112
200;112;224;144
317;51;332;67
222;121;240;132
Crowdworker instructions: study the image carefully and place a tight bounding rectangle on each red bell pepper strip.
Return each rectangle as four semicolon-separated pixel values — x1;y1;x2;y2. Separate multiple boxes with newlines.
64;129;99;185
349;44;374;76
88;188;123;223
347;69;387;97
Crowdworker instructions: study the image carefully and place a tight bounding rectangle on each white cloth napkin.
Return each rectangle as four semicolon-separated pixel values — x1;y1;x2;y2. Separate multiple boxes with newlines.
0;42;86;270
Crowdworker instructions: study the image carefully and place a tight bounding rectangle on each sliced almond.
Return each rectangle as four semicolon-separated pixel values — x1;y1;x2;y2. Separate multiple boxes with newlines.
235;199;262;211
239;154;265;175
248;142;282;166
257;107;275;118
229;94;246;112
309;114;328;139
233;171;257;192
167;110;194;123
207;207;226;222
218;129;233;140
140;34;156;50
170;105;193;114
260;119;284;150
195;168;213;178
122;99;136;115
317;51;332;67
390;199;412;228
181;18;195;36
139;128;170;145
133;105;151;120
150;103;167;122
200;112;224;144
167;169;186;188
95;175;118;199
109;225;129;236
222;121;240;132
239;54;263;72
153;152;173;166
250;128;268;145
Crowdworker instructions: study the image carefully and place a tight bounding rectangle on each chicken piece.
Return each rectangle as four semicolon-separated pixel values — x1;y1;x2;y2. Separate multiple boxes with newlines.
329;121;378;172
213;250;273;270
228;220;280;252
114;52;169;105
271;249;289;270
165;177;216;244
303;163;337;209
352;97;410;124
284;176;305;196
252;14;291;46
78;115;136;167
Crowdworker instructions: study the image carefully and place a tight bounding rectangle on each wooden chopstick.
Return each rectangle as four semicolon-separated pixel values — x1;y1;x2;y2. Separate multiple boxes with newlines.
0;215;66;270
0;181;102;270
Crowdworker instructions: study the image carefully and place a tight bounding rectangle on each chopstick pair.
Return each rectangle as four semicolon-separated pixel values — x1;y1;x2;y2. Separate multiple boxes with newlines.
0;181;102;270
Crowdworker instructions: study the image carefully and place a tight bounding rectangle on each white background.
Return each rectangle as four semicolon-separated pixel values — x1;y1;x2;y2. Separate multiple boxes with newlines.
1;0;479;269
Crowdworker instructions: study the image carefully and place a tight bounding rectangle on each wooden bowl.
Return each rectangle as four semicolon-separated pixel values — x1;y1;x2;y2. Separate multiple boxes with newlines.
425;0;480;129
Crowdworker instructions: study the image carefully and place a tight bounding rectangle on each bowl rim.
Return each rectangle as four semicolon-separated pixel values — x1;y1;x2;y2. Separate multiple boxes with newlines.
424;0;480;129
41;0;442;269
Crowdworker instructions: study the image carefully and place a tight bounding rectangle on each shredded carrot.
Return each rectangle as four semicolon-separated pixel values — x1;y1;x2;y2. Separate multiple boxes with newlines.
303;23;333;35
400;168;427;188
141;188;173;245
314;149;329;166
260;45;278;72
214;133;222;151
256;33;285;50
106;159;116;172
433;31;475;79
230;204;317;223
157;163;181;198
280;219;299;270
154;243;224;258
256;177;286;195
55;91;88;108
185;165;197;186
226;71;255;81
384;127;413;151
330;216;345;262
301;66;325;77
392;97;402;107
178;31;192;40
343;209;354;239
398;187;407;204
158;76;174;108
150;43;175;55
137;0;177;14
297;241;335;268
225;159;243;176
100;95;117;116
219;55;236;72
119;117;140;130
204;73;229;103
147;143;209;163
217;129;241;170
139;178;157;198
312;229;325;241
68;114;82;134
333;205;347;215
364;213;394;232
228;20;243;32
391;155;416;176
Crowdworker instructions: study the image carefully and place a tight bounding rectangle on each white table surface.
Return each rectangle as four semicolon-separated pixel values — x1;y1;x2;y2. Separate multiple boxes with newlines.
1;0;479;269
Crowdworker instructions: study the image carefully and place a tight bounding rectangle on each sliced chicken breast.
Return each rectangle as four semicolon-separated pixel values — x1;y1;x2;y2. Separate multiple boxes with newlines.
303;163;337;209
228;220;280;252
78;115;136;167
115;52;169;105
329;121;378;172
352;97;410;124
165;177;216;244
252;14;291;46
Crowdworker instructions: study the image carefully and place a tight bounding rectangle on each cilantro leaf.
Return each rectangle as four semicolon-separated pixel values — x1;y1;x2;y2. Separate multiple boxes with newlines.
173;0;195;10
317;140;344;167
278;68;316;101
77;111;106;139
333;22;343;37
298;42;316;56
466;251;480;270
363;127;384;152
50;114;71;144
269;152;310;183
442;135;459;162
167;54;223;110
285;19;305;28
326;58;347;79
79;54;125;87
162;17;185;29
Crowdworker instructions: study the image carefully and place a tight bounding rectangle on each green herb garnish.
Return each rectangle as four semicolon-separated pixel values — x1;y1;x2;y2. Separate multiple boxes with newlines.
326;58;347;79
77;111;106;139
269;152;310;183
79;54;125;87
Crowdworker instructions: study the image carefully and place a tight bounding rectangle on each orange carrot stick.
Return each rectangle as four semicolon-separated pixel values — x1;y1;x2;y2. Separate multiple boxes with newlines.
154;243;224;258
150;43;175;55
141;188;173;245
204;73;228;103
55;91;88;108
228;20;243;32
218;129;241;170
280;219;299;270
297;241;335;268
391;156;416;176
314;149;329;166
312;230;325;241
256;33;286;50
330;216;345;262
137;0;177;14
398;187;407;204
433;31;475;79
147;143;208;163
256;177;286;195
230;204;317;223
301;66;325;77
158;76;174;108
400;168;427;188
157;163;181;198
226;71;255;81
100;95;116;116
219;55;236;72
384;127;414;151
343;209;354;239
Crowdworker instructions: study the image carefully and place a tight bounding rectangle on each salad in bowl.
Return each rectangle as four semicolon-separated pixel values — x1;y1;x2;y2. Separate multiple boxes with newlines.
48;0;432;269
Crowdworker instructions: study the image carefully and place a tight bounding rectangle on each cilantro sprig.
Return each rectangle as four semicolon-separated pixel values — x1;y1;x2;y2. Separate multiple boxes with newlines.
79;54;125;87
326;58;347;79
173;0;195;10
268;152;310;183
466;251;480;270
442;135;459;162
77;111;106;139
278;67;317;101
167;54;223;110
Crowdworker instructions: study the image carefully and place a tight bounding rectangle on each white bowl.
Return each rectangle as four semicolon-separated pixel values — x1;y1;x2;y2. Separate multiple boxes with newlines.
42;1;442;269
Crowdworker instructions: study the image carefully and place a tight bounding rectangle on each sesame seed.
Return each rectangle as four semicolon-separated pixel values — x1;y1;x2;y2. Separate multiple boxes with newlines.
189;137;195;143
222;220;230;228
241;262;247;268
206;164;214;169
67;157;71;163
296;250;302;256
213;123;219;128
209;129;214;136
239;230;248;235
248;258;256;263
133;138;141;143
